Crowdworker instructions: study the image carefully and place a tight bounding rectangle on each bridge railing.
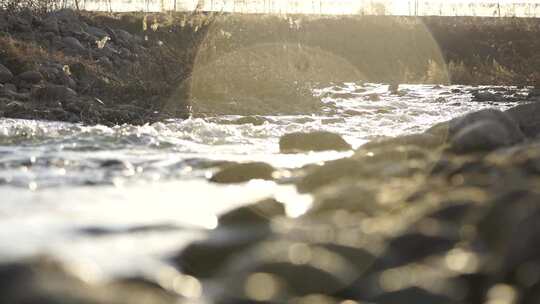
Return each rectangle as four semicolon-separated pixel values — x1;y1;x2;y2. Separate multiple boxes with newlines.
57;0;540;17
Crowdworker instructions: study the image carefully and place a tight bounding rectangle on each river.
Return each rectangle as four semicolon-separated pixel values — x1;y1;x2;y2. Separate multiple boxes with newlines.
0;83;522;282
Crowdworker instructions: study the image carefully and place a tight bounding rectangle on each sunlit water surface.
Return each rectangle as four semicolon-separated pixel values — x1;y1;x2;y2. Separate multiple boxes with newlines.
0;83;523;281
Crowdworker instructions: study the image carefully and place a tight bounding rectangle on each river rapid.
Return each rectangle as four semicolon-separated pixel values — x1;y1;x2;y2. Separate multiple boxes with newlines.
0;83;523;283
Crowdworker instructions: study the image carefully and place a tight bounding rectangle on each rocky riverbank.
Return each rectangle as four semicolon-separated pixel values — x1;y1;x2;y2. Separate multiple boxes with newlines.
2;97;540;303
5;11;540;124
0;8;209;125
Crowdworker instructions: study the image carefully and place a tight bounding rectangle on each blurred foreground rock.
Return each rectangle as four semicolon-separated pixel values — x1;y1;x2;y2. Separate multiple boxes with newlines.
171;101;540;303
0;257;178;304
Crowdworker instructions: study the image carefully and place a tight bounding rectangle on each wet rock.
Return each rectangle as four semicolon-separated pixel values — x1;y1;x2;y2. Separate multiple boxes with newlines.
450;120;522;153
219;199;285;227
343;109;369;116
447;109;525;153
279;131;352;153
0;64;13;83
175;199;286;278
308;180;380;215
216;241;375;301
472;90;507;102
16;71;43;84
100;159;133;170
230;116;267;126
377;233;458;269
210;162;275;184
32;85;77;101
367;93;381;101
477;191;540;278
371;287;459;304
506;102;540;138
175;231;268;278
322;117;346;124
299;145;430;194
361;133;444;150
425;201;475;224
0;258;177;304
296;158;363;193
449;109;522;139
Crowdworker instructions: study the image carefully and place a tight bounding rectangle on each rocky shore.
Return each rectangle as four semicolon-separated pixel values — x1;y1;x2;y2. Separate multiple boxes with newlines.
2;97;540;303
4;10;540;124
0;8;208;125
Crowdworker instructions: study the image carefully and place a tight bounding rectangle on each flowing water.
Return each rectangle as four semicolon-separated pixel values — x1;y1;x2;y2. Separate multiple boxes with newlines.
0;83;524;282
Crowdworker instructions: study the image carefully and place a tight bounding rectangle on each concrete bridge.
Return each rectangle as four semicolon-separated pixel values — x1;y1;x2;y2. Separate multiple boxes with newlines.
61;0;540;17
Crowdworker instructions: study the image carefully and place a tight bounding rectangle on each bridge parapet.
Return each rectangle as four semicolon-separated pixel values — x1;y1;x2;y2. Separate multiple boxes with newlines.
59;0;540;17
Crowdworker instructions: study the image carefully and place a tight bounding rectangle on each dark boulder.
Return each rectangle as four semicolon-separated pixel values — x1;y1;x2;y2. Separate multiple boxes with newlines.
0;258;178;304
371;287;460;304
230;116;268;126
86;26;109;39
219;199;285;227
472;90;506;102
448;109;524;153
175;199;286;279
506;102;540;138
448;109;523;140
7;15;31;32
175;229;270;278
32;85;77;101
0;64;13;83
62;36;86;54
361;133;444;150
279;131;352;153
450;120;523;153
115;29;135;43
16;71;43;84
215;241;372;301
41;16;59;33
210;162;276;184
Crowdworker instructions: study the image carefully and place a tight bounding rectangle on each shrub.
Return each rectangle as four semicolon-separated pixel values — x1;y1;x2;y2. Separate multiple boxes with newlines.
0;0;58;15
